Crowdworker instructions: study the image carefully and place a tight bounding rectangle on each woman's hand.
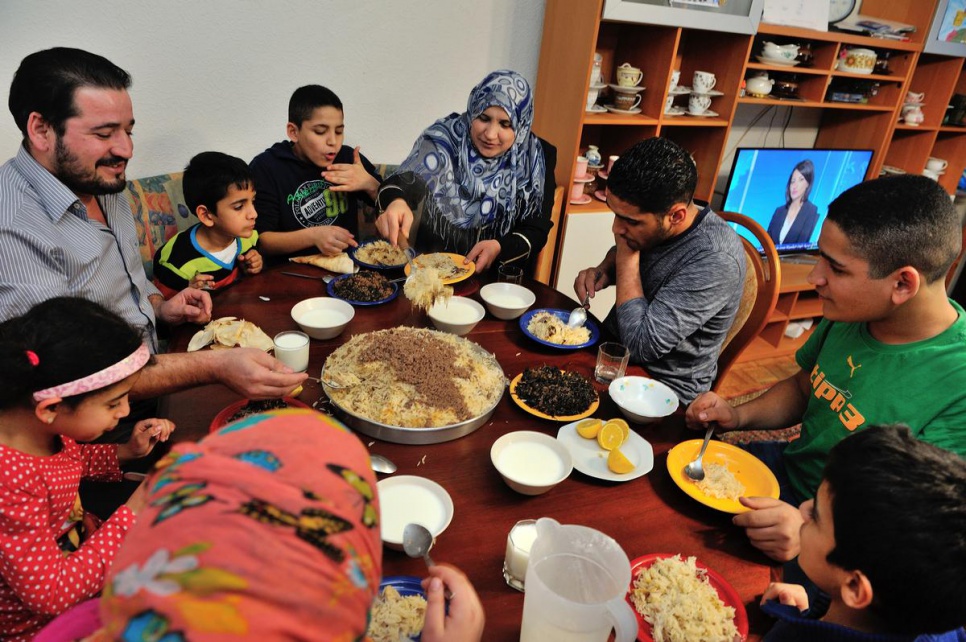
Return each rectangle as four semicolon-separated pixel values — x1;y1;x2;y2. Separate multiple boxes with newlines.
375;198;414;247
239;249;263;275
118;418;175;462
309;226;357;256
465;240;501;272
323;147;379;199
420;564;485;642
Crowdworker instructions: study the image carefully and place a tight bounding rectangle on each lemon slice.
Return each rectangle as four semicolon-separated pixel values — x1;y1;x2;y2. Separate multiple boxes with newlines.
576;418;603;439
290;385;304;397
607;447;635;474
605;418;630;442
597;423;624;451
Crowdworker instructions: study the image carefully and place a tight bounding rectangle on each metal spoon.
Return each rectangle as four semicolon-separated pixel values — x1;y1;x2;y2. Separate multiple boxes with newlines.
403;523;453;598
684;424;715;481
567;293;590;328
370;454;398;474
281;271;334;283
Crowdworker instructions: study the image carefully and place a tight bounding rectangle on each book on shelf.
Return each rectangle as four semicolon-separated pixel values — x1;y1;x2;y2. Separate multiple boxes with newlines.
833;14;917;40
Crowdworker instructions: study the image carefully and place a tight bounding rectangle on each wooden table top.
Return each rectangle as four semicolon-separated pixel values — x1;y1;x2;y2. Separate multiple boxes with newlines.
163;262;777;641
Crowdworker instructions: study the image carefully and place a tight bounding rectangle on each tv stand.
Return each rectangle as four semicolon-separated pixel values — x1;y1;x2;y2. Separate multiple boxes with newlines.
781;253;819;265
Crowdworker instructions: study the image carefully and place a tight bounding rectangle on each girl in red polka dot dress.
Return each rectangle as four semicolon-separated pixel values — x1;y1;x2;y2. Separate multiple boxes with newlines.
0;297;175;641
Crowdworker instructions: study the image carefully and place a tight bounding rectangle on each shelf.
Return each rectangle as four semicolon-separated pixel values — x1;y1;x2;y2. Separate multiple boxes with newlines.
567;200;611;214
757;23;921;52
894;123;939;131
659;116;730;126
583;113;661;126
828;70;904;82
738;97;896;111
789;297;823;319
939;125;966;133
745;62;828;76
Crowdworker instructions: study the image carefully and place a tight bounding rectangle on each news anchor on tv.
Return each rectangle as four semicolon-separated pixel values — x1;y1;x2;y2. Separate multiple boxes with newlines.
767;159;819;246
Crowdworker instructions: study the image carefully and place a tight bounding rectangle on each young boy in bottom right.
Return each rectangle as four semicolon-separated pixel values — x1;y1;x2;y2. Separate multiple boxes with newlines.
760;425;965;641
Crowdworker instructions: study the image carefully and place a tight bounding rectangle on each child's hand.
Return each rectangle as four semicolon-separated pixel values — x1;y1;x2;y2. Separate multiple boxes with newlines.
323;146;380;199
118;418;175;462
239;249;263;275
189;273;215;290
761;582;809;611
124;478;151;515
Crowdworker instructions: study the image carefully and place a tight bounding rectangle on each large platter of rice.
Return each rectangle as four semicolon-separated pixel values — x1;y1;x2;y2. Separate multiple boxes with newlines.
628;554;746;642
322;327;506;444
519;309;599;350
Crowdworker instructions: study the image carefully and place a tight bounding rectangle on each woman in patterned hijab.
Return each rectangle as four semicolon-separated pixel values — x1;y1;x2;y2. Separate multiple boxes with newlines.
376;70;557;273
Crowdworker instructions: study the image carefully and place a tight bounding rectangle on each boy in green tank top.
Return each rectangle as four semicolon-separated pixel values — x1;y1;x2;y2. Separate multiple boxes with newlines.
686;174;966;563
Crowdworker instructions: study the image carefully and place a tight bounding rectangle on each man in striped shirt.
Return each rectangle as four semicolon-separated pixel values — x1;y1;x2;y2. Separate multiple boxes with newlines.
0;48;307;402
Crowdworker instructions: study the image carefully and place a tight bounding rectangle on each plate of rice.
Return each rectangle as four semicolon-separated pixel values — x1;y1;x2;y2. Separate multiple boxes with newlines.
627;553;747;642
403;252;475;285
350;239;409;270
666;440;779;513
367;576;428;642
519;309;599;350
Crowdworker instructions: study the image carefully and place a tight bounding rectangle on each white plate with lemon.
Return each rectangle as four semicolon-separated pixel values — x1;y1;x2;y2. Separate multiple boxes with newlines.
556;418;653;482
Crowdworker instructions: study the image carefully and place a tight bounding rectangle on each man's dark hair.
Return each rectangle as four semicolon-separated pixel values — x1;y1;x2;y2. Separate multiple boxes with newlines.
785;159;814;205
8;47;131;141
823;425;966;634
182;151;254;215
606;137;697;215
826;175;960;283
288;85;343;126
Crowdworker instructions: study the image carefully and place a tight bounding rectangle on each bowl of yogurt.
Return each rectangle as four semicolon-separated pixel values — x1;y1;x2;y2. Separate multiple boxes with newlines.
291;297;355;340
427;296;486;336
479;283;536;320
491;430;573;495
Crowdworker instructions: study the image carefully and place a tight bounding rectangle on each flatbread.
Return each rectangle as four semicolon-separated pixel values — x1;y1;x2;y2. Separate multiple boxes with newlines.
187;317;274;352
289;252;355;274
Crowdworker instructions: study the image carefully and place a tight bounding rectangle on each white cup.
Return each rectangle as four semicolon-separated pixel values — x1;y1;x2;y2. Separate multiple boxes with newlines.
922;168;941;181
613;91;642;111
273;331;309;373
503;519;538;592
689;93;712;115
665;95;675;113
926;157;948;172
616;63;643;87
606;155;619;174
575;156;589;178
669;70;681;91
693;70;717;93
586;87;600;110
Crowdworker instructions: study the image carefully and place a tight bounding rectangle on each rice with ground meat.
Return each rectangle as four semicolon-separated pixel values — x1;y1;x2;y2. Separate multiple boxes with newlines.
323;327;505;427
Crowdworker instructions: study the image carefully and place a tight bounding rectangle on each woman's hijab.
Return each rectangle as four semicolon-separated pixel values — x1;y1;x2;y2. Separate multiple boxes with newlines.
92;409;382;641
395;69;546;242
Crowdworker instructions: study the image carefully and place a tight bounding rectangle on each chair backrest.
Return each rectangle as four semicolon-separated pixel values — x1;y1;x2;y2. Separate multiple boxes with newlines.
533;186;565;285
713;211;782;393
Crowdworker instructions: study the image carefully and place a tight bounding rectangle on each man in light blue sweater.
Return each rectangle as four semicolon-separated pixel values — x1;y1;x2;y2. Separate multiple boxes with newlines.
575;137;745;404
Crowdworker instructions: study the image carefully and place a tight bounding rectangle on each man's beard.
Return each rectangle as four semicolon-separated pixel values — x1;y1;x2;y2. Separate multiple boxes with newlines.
54;137;127;196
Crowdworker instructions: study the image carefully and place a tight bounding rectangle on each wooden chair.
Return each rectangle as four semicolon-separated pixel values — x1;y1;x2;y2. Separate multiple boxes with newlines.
533;186;565;285
712;211;782;394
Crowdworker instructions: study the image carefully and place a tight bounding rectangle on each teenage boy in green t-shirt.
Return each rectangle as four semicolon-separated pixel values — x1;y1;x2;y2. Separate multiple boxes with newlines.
687;174;966;563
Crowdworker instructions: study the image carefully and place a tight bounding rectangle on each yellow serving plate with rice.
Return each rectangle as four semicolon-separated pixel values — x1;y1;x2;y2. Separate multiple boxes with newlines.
403;252;476;285
666;440;779;513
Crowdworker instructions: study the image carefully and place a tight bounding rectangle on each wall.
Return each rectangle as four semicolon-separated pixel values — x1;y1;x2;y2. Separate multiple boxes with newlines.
0;0;546;177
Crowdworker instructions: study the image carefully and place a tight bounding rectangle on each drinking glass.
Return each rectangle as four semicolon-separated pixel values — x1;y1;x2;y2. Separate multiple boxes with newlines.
595;342;629;384
273;331;310;373
503;519;538;591
498;264;524;285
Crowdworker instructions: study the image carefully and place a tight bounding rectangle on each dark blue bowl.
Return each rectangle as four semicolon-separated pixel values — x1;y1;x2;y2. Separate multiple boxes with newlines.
519;308;599;350
327;273;400;306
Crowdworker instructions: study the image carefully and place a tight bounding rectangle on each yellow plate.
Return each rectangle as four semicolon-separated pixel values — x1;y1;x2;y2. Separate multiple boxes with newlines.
403;252;476;285
509;372;600;421
666;439;779;514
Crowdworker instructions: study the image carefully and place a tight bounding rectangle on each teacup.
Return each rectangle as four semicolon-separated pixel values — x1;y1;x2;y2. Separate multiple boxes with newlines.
901;104;924;126
922;168;941;181
688;93;712;115
586;87;601;110
569;181;586;201
606;155;619;174
763;41;799;61
614;90;642;111
693;71;716;94
669;70;681;92
926;157;948;172
906;91;925;104
616;63;643;87
665;95;675;113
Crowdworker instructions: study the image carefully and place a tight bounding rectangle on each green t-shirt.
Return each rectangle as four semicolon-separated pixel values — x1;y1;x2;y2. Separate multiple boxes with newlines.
786;300;966;500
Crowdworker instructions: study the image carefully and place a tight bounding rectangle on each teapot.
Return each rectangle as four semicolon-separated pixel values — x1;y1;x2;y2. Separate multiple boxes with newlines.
901;103;925;126
746;75;774;97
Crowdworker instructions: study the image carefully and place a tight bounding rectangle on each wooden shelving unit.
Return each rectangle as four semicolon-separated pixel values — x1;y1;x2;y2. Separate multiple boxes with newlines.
534;0;966;360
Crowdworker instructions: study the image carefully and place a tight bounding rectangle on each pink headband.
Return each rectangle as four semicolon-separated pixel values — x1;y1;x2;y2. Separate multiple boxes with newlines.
32;344;151;402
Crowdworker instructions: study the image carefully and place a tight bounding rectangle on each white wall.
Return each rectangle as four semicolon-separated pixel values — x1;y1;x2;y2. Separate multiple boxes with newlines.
0;0;547;177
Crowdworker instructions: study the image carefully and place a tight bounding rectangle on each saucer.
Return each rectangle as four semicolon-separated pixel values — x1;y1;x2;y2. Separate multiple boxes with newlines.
597;169;608;180
756;55;800;67
589;82;607;90
569;194;592;205
691;89;724;97
668;86;691;96
604;105;642;115
573;175;595;183
902;102;926;107
664;106;687;116
585;104;607;113
880;165;906;175
686;109;719;117
593;189;607;202
609;83;645;94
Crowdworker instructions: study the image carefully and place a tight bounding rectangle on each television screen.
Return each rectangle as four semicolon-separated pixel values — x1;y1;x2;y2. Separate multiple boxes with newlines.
721;148;874;254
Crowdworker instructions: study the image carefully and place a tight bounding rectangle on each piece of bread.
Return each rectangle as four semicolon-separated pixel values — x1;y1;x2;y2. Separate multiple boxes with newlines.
289;252;355;274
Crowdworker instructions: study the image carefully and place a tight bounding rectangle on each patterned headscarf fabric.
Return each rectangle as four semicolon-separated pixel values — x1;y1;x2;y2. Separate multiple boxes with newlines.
92;409;381;641
395;69;546;241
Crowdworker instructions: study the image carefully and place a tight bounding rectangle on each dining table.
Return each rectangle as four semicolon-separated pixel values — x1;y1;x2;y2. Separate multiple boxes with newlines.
160;260;779;641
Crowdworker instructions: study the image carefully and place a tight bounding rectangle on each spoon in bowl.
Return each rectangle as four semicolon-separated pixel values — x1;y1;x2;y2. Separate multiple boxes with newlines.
566;293;590;328
403;523;453;598
684;424;716;481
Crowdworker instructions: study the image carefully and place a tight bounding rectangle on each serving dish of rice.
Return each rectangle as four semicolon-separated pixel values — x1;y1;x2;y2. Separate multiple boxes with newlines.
352;239;408;268
367;578;427;642
519;309;599;350
405;252;475;284
628;553;746;642
322;327;505;444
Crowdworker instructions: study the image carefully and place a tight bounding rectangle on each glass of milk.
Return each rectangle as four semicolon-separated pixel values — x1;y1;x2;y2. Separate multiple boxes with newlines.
503;519;538;591
273;331;310;373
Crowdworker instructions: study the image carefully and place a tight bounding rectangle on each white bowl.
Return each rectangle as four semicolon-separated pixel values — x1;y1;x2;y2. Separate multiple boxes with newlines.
608;376;679;424
427;296;485;335
490;430;573;495
291;297;355;340
377;475;454;551
479;283;536;320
